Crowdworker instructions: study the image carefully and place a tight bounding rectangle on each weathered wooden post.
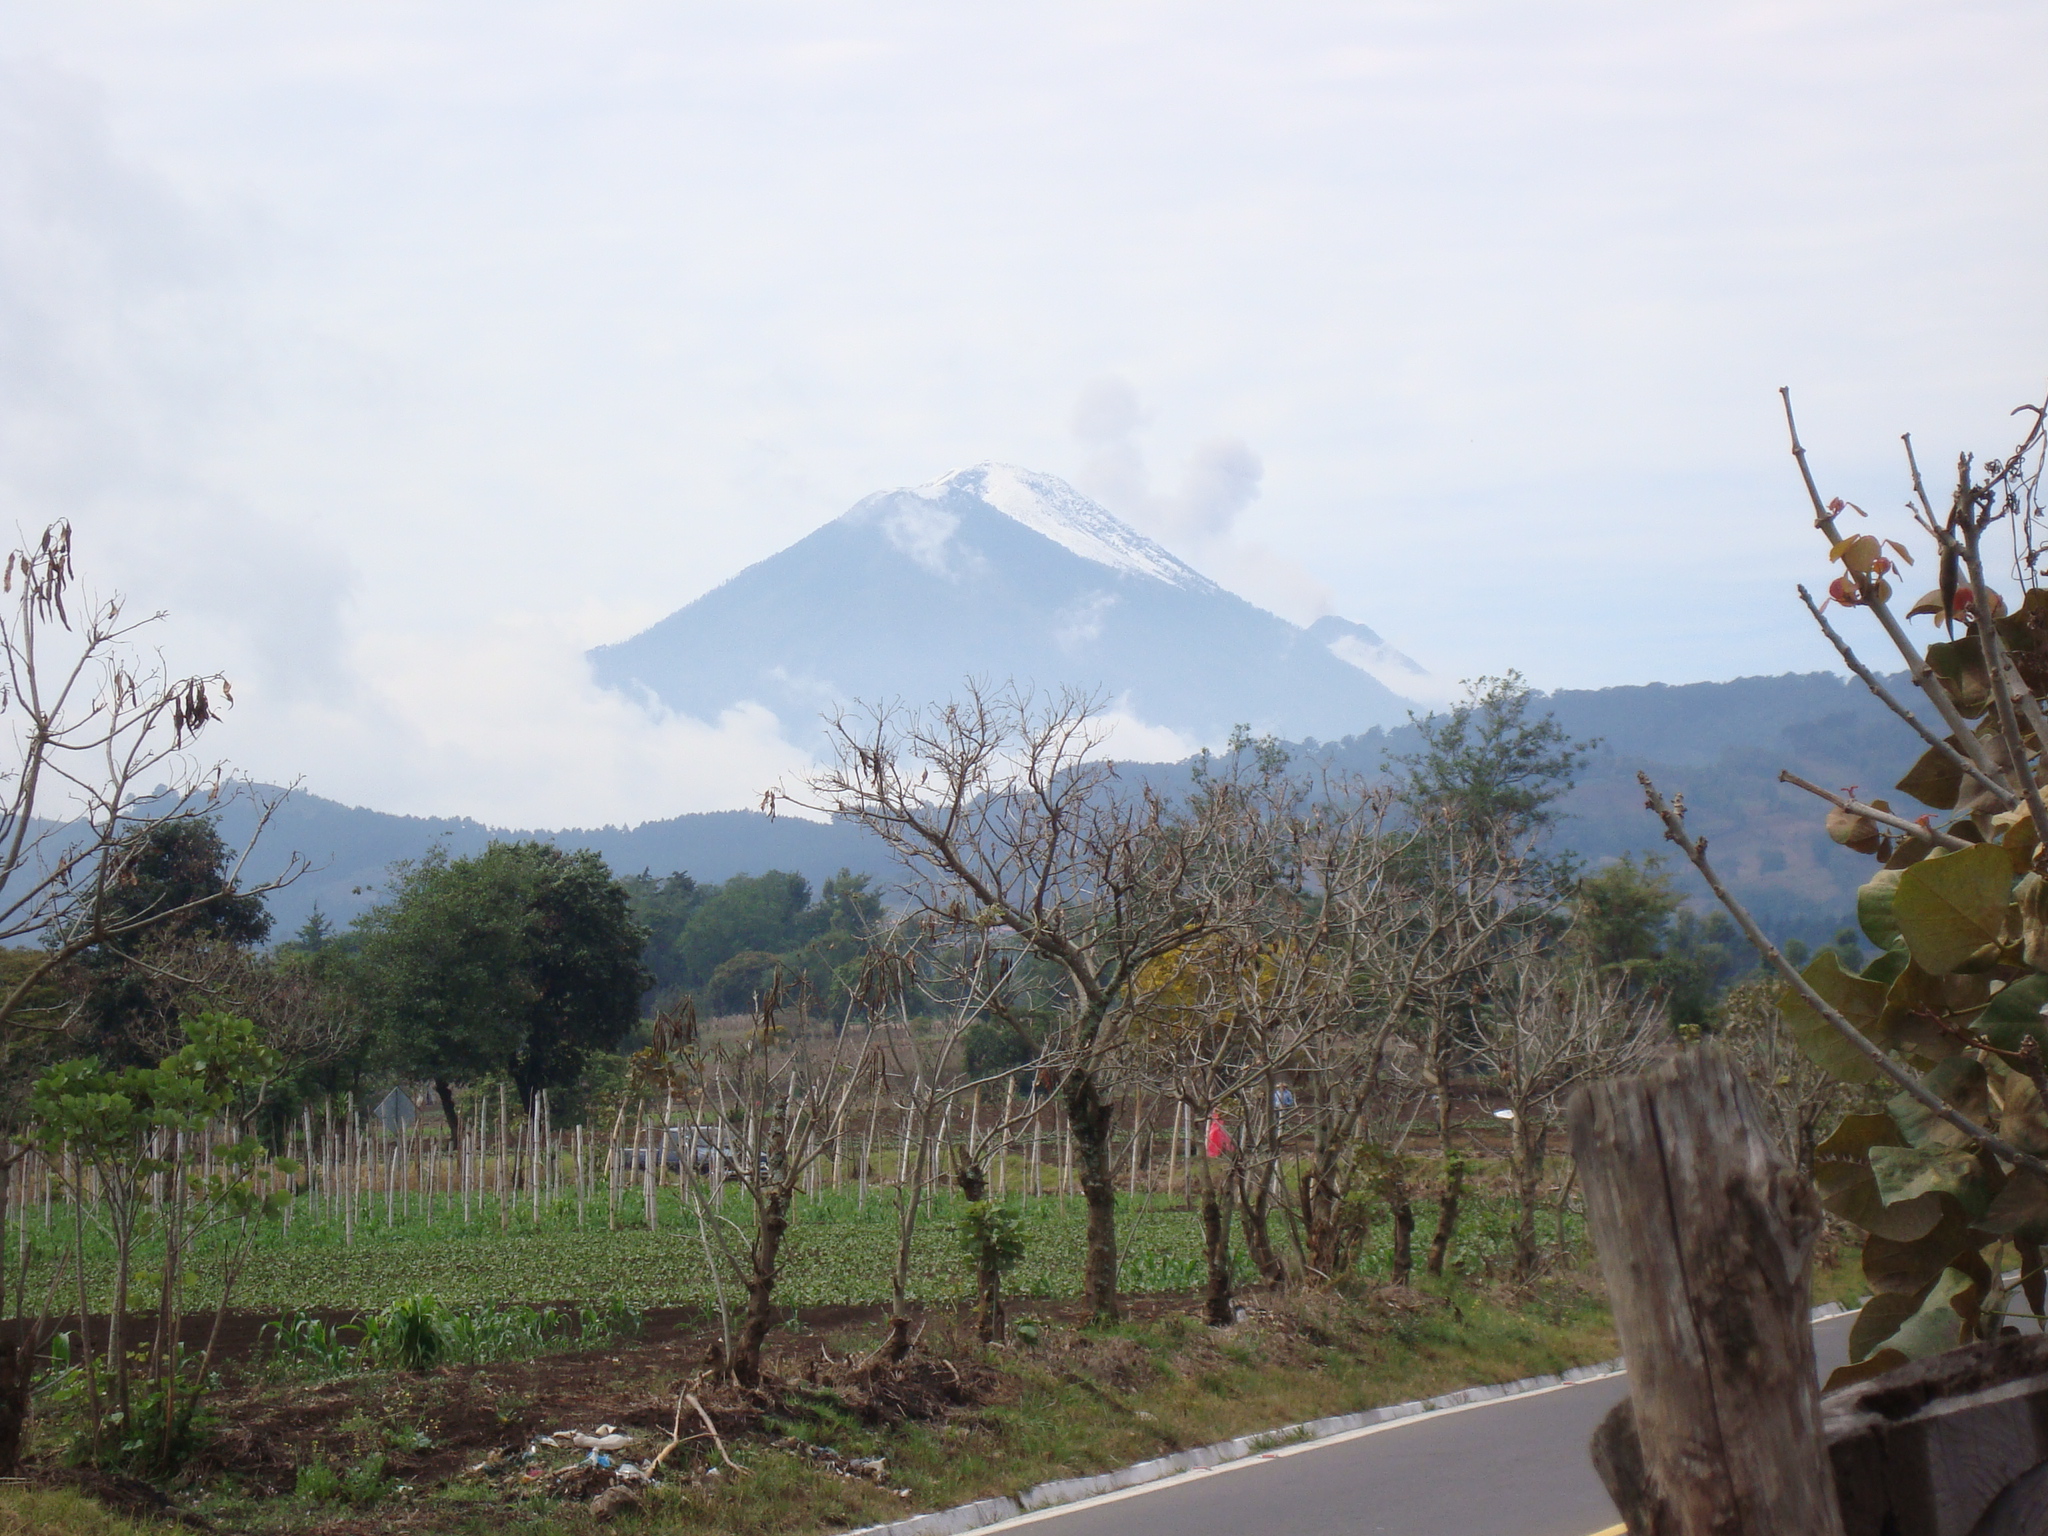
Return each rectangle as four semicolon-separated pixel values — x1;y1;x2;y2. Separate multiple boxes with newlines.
1567;1046;1845;1536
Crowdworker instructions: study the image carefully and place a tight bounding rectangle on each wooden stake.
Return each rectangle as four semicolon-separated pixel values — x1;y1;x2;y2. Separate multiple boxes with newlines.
1568;1046;1843;1536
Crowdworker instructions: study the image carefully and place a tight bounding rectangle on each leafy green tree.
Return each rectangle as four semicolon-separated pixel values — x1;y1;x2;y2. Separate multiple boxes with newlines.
1395;671;1593;837
353;842;648;1139
782;870;886;1018
1391;673;1591;1275
1570;854;1751;1024
675;871;814;984
705;949;785;1014
627;866;884;1018
77;817;273;1067
1573;854;1683;971
621;870;704;995
283;907;338;955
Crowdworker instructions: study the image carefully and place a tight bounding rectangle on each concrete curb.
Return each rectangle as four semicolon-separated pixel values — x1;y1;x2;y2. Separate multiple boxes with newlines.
837;1301;1854;1536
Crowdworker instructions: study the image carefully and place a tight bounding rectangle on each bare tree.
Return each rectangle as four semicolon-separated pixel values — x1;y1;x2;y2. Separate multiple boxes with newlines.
1714;976;1858;1177
852;921;1054;1356
1271;802;1557;1288
1388;676;1587;1275
0;521;304;1476
637;985;857;1387
0;523;303;1051
114;936;366;1124
1471;955;1666;1283
1129;743;1396;1316
785;682;1208;1325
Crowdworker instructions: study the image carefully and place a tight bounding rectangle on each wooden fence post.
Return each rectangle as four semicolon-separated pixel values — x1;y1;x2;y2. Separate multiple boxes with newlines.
1567;1045;1844;1536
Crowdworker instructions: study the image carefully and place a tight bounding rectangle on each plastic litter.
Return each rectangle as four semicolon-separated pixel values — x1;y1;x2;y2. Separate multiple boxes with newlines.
474;1423;663;1501
772;1436;892;1485
548;1426;635;1452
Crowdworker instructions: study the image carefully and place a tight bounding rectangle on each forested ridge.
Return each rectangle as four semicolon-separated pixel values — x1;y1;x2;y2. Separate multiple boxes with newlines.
202;670;1898;949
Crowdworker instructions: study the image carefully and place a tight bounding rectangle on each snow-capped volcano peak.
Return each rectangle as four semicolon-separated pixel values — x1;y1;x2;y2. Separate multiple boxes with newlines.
591;462;1421;750
914;464;1216;592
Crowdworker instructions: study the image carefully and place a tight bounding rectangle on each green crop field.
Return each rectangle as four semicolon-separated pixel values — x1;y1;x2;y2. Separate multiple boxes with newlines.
12;1183;1585;1314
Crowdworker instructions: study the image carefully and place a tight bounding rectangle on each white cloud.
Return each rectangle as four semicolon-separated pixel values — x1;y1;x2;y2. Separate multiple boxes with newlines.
876;495;969;578
239;611;818;827
1092;707;1202;767
0;58;356;705
1052;589;1117;652
1071;377;1338;627
0;3;2039;824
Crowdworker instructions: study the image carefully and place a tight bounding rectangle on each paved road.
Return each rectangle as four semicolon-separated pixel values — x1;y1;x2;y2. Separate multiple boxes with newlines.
981;1313;1858;1536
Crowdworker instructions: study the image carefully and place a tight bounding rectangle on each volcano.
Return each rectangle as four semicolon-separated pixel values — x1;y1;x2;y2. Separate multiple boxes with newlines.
590;464;1417;745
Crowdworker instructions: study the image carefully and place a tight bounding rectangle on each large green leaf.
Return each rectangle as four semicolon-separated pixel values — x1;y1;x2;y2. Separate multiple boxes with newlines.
1926;638;1993;717
1825;1347;1910;1393
1896;743;1965;811
1848;1287;1929;1363
1881;1266;1977;1360
1996;587;2048;681
1858;869;1905;953
1778;950;1888;1085
1813;1114;1945;1242
1891;843;2014;974
1860;1201;1973;1296
1979;973;2048;1054
1979;1168;2048;1239
1889;1057;1989;1150
1993;1068;2048;1159
1868;1144;1988;1216
1871;961;1983;1064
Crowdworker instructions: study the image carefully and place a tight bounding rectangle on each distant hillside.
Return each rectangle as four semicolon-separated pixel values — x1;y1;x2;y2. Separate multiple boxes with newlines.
210;795;884;936
1312;670;1913;944
222;670;1908;945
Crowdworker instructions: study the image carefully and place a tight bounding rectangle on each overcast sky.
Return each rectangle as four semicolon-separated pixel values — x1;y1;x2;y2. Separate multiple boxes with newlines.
2;2;2043;826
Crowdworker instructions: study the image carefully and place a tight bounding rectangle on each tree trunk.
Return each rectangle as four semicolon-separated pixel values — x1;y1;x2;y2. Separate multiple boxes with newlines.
882;1311;914;1362
434;1078;461;1151
0;1144;9;1334
884;1118;931;1363
1237;1168;1283;1286
975;1251;1005;1344
726;1186;790;1388
1425;1153;1464;1279
1301;1165;1337;1278
1063;1072;1120;1325
0;1147;22;1477
0;1338;23;1479
1390;1198;1415;1286
1509;1115;1545;1285
1199;1164;1235;1327
1301;1165;1370;1283
1568;1046;1843;1536
955;1161;1006;1344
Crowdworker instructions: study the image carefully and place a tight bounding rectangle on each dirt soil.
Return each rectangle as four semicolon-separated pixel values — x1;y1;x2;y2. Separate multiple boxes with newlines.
23;1293;1204;1526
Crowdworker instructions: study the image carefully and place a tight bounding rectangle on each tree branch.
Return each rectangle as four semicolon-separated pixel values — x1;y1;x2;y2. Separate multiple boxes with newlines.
1959;512;2048;845
1776;770;1972;851
1639;771;2048;1180
1783;388;2003;779
1797;584;2017;811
